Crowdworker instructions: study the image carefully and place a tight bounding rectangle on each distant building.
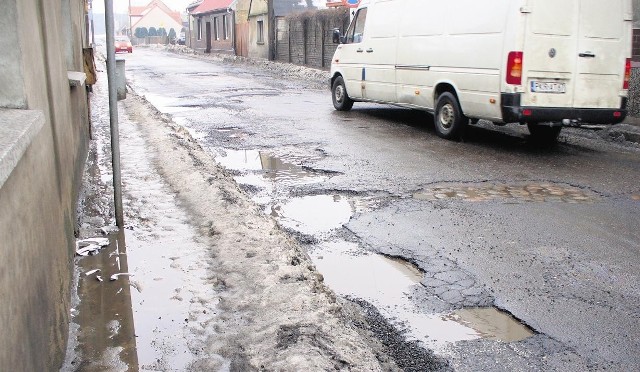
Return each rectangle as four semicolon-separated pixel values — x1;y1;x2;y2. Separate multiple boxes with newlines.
129;0;183;37
240;0;326;60
188;0;236;54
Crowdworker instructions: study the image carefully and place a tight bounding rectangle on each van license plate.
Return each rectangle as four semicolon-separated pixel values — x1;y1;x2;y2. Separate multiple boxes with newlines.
531;81;566;94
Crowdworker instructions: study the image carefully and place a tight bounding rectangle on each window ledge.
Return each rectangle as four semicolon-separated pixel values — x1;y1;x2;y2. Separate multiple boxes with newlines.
0;109;45;188
68;71;87;87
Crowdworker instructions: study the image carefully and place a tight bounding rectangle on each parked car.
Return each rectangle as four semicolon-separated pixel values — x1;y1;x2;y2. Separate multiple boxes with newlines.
115;36;132;53
177;32;186;45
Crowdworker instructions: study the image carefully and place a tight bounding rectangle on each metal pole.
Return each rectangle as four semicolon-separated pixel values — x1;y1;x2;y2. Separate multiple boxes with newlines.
104;0;125;228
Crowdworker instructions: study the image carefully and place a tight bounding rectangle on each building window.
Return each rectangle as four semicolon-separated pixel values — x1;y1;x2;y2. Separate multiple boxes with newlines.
197;18;202;40
213;17;219;40
223;15;228;40
257;20;264;44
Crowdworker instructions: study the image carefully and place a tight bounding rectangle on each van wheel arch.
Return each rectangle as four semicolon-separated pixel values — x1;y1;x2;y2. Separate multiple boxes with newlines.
434;84;461;106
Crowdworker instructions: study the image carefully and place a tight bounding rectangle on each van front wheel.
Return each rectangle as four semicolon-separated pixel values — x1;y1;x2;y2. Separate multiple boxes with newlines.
332;76;354;111
435;92;465;140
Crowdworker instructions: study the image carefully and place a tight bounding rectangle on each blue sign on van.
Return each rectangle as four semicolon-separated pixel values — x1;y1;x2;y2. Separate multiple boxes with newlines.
342;0;361;7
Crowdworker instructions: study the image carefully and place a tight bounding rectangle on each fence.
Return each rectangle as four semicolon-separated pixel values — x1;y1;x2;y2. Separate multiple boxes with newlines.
275;8;350;69
131;36;171;46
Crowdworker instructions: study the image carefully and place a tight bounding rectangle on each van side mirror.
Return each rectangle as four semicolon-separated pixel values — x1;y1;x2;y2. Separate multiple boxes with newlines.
332;28;342;44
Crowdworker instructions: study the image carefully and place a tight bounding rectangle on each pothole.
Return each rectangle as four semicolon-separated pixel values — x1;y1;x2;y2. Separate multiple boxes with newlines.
140;93;200;114
215;149;328;187
215;127;249;139
447;307;534;342
414;183;596;203
310;241;534;351
270;195;352;236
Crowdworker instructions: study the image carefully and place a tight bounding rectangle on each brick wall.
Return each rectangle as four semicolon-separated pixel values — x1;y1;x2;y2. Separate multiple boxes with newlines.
628;29;640;117
633;29;640;62
274;9;349;69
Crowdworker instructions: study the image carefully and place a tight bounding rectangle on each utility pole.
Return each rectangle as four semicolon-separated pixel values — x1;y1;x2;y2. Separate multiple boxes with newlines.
104;0;125;228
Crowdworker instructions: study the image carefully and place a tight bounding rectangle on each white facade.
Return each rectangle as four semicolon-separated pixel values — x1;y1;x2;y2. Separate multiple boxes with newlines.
132;6;182;33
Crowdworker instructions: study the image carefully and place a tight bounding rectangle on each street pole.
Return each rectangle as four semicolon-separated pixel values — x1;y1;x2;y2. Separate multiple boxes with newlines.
104;0;125;228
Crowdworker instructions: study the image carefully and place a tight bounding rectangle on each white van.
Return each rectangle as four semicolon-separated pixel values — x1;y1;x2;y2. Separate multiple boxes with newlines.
329;0;633;142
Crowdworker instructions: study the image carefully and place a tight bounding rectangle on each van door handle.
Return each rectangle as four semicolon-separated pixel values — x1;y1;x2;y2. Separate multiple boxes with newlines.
356;48;364;53
366;48;374;53
579;52;596;58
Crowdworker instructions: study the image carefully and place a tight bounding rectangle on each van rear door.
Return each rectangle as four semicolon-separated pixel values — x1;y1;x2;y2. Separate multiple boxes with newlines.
521;0;630;110
573;0;631;108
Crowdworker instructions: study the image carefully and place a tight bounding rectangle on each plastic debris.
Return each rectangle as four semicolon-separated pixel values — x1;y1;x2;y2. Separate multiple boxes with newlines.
96;275;104;282
110;273;133;281
101;225;119;235
76;244;101;256
76;237;110;256
78;237;109;247
85;269;101;276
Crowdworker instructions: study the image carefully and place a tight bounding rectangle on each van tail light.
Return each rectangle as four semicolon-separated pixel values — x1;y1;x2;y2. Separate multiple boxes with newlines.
623;58;631;89
506;51;523;85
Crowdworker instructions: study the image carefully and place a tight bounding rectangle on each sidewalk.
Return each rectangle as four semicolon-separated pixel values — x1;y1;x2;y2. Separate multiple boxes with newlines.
63;64;396;371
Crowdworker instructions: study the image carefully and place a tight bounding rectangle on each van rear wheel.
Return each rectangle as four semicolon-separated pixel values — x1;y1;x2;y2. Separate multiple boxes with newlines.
527;124;561;145
332;76;354;111
434;92;465;140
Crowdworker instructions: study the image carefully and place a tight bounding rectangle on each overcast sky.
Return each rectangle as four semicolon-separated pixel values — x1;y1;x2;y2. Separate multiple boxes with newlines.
92;0;194;13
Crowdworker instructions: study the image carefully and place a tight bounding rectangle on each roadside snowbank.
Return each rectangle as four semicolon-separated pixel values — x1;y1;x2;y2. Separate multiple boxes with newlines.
121;92;393;370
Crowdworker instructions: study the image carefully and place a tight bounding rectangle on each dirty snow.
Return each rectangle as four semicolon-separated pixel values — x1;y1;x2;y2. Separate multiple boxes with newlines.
117;90;388;370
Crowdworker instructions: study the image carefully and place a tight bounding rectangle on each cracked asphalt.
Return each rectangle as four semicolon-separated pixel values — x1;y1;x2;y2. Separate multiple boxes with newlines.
121;47;640;370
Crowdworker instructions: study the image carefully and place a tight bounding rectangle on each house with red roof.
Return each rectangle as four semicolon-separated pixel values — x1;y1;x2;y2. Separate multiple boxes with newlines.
188;0;236;54
129;0;184;38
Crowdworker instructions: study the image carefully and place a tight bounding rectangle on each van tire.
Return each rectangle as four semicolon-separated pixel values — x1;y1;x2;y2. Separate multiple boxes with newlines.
332;76;354;111
435;92;465;140
527;124;561;145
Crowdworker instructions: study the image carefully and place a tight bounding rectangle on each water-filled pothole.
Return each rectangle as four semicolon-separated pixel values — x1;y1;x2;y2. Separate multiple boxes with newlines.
270;195;352;235
447;307;534;342
310;241;533;350
215;149;327;187
414;183;596;203
141;93;200;114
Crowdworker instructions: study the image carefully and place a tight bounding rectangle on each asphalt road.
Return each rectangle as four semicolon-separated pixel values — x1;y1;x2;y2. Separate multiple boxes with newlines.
122;47;640;371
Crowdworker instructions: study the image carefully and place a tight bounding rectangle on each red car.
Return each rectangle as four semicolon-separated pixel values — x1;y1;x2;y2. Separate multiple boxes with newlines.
115;36;132;53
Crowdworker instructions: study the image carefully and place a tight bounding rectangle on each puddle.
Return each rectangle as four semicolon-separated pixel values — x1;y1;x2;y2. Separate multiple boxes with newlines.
66;108;224;370
414;183;596;203
67;224;217;370
141;93;200;114
449;308;534;342
67;231;139;370
270;195;352;235
310;241;533;351
215;149;329;193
